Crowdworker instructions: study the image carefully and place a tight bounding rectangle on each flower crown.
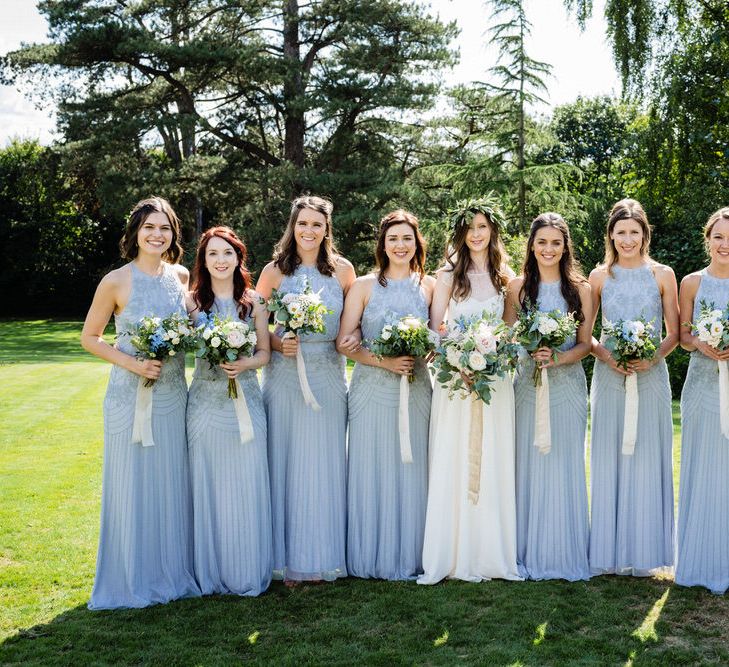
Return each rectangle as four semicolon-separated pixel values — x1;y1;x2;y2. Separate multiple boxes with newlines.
448;193;507;234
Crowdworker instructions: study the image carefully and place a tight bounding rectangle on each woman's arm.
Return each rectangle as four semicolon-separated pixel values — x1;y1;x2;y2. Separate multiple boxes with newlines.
254;262;290;355
503;276;523;326
429;270;451;334
220;292;271;378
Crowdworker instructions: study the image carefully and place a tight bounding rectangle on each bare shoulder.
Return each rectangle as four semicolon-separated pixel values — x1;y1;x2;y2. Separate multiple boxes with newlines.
680;271;702;294
503;264;516;280
435;266;453;285
422;274;436;289
259;261;283;281
577;280;592;299
102;264;130;286
171;262;189;285
507;275;524;292
334;255;355;271
651;261;677;282
589;265;609;286
351;272;377;294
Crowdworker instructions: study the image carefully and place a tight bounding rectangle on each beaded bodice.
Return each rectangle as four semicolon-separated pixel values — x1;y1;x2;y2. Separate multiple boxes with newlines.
537;281;576;352
361;274;429;344
600;264;662;342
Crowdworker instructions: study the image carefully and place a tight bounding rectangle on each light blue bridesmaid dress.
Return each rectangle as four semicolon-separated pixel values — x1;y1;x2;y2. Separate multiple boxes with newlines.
187;297;272;596
89;262;200;609
262;265;347;581
589;264;674;575
676;269;729;593
347;275;431;580
514;281;590;581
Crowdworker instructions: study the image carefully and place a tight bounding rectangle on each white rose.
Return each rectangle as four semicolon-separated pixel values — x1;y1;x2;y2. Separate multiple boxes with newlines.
202;328;213;340
477;335;497;355
227;330;245;348
281;293;298;305
446;346;461;368
210;336;222;348
468;351;487;371
381;329;392;341
537;316;558;335
711;309;723;320
168;349;176;356
171;337;180;346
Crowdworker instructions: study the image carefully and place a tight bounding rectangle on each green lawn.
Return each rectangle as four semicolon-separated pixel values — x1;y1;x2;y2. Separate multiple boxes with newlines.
1;320;727;665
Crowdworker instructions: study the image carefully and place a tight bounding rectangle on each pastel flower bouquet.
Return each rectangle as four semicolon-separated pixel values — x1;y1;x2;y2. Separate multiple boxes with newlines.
128;313;194;386
194;313;257;399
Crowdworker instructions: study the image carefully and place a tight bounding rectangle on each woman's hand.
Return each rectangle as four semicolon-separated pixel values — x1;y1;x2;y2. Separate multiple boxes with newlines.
531;346;558;369
338;334;361;355
626;358;656;373
281;334;299;357
220;357;251;379
133;358;162;380
381;355;415;376
695;339;729;362
601;353;632;376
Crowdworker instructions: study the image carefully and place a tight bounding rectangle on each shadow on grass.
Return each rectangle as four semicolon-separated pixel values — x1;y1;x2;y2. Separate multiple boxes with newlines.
2;578;728;665
0;320;107;365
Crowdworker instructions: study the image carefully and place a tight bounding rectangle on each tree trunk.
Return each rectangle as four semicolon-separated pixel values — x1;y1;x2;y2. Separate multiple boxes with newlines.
283;0;305;180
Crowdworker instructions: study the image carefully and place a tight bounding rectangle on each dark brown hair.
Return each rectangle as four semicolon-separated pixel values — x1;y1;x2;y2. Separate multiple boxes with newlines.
445;210;509;300
191;226;253;319
604;198;651;276
374;210;427;287
520;212;587;322
273;195;338;276
119;196;183;263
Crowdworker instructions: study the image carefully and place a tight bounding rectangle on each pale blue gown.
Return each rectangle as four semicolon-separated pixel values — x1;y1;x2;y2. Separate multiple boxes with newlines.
515;281;590;581
187;297;272;596
262;265;347;581
347;275;431;580
89;262;200;609
589;263;674;575
676;269;729;593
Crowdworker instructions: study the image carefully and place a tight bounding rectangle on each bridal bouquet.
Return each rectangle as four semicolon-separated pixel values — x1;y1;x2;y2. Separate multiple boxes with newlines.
369;315;437;464
432;311;519;404
267;280;332;410
601;316;657;456
513;302;578;385
692;300;729;350
128;313;194;386
194;313;257;399
369;315;438;382
602;317;657;369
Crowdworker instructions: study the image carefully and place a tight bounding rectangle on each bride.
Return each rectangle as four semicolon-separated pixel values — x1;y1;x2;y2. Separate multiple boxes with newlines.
418;197;521;584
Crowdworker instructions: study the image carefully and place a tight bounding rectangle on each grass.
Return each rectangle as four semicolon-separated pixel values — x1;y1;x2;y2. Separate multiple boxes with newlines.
1;319;727;665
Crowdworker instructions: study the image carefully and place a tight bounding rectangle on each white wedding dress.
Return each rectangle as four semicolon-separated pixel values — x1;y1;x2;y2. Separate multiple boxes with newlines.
418;272;521;584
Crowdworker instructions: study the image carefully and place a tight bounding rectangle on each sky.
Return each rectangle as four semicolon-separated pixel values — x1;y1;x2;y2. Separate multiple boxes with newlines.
0;0;622;146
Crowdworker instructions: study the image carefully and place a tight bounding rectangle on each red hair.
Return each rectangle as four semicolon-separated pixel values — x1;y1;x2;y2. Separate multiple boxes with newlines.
191;226;253;319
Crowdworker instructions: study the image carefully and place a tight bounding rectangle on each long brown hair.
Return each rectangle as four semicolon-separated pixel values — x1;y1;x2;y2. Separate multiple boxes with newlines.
273;195;338;276
191;226;253;319
520;212;587;322
603;198;652;276
119;196;184;263
445;200;509;300
374;210;427;287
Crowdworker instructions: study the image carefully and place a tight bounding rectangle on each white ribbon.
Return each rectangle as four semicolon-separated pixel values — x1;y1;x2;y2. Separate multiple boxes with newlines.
398;374;413;464
718;360;729;440
534;367;551;455
622;373;639;455
468;394;483;505
231;378;255;444
131;377;155;447
285;332;321;411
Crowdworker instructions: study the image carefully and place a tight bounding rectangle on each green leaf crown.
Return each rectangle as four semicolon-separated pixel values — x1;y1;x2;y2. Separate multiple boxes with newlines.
448;193;507;234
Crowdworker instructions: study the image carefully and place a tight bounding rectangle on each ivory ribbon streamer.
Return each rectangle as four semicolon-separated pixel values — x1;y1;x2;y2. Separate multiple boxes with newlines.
131;378;155;447
468;394;484;505
285;332;321;410
398;375;413;464
718;360;729;440
622;373;639;455
534;367;552;455
232;379;255;444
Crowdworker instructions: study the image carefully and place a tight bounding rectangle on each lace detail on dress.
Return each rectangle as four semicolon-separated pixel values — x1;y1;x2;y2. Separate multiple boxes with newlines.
445;271;504;324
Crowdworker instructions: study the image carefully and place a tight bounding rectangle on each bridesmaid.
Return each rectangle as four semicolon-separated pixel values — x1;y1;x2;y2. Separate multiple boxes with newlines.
418;197;521;584
187;227;273;596
588;198;679;576
81;197;199;609
337;210;435;580
504;213;592;581
256;195;356;584
676;206;729;594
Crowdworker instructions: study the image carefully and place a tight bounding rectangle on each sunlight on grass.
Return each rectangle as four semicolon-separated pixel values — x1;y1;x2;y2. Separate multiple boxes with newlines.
433;629;449;647
632;588;670;643
248;630;260;644
624;648;637;666
532;621;547;646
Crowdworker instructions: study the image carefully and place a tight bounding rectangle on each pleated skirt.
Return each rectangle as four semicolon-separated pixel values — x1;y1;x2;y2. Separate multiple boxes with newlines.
262;344;348;581
346;362;430;580
515;361;590;581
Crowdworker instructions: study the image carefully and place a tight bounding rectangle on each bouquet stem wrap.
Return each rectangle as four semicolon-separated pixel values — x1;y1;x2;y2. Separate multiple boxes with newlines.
398;375;413;464
719;360;729;440
285;333;321;411
468;393;484;505
622;373;639;455
230;378;255;444
131;377;155;447
534;367;552;455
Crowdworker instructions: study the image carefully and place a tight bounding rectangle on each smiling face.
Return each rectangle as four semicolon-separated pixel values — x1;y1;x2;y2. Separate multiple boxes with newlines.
294;207;328;254
532;225;565;269
384;222;416;267
465;213;492;256
205;235;238;281
708;218;729;267
136;211;173;257
610;218;645;261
